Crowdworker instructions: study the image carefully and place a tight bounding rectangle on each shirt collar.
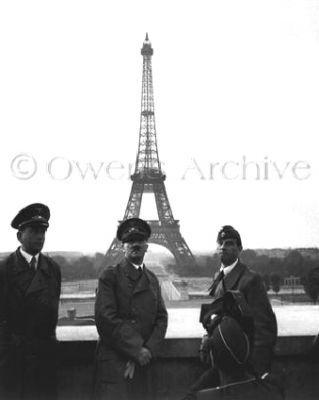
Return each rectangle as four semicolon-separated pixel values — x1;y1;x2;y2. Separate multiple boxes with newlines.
19;247;39;266
131;262;144;270
221;258;238;276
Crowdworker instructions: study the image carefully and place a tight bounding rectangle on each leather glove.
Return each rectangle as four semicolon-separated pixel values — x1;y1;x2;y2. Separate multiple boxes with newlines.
124;361;135;379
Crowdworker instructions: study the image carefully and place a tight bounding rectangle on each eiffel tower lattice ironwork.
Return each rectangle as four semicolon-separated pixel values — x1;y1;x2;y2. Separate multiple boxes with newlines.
105;34;197;272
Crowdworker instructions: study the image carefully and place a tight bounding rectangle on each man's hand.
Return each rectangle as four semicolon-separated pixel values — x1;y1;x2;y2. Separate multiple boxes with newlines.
137;347;152;366
124;361;135;379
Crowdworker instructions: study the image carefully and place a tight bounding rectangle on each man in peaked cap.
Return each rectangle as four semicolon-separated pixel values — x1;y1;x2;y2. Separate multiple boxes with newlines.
183;225;277;399
94;217;168;400
0;203;61;400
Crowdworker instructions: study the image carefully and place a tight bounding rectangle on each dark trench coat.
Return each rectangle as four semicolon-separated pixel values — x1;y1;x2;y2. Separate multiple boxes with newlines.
212;261;278;373
0;249;61;400
94;258;168;400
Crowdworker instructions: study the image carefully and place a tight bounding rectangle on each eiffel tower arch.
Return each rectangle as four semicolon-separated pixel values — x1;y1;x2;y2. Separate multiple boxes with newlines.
105;34;197;273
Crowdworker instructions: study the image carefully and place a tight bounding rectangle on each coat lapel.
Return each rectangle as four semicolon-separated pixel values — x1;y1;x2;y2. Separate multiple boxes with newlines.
120;258;150;294
25;254;51;295
11;250;35;295
213;261;246;297
133;268;150;294
223;261;246;291
122;258;140;281
12;249;29;274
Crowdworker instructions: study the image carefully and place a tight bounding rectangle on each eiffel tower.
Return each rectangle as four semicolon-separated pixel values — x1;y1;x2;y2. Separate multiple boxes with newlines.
105;34;197;272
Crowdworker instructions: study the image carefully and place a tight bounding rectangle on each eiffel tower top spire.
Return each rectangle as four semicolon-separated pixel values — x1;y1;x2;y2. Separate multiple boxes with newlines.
133;33;162;180
141;33;153;56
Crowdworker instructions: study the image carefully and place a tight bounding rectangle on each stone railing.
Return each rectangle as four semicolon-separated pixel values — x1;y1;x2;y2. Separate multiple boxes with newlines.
57;308;319;400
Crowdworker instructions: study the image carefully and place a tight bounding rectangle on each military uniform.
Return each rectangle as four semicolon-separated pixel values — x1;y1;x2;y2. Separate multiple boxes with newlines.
185;226;277;398
210;261;277;374
94;218;168;400
0;203;61;400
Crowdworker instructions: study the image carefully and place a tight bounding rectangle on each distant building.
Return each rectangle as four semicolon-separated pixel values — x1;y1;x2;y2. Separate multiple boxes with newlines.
284;275;301;288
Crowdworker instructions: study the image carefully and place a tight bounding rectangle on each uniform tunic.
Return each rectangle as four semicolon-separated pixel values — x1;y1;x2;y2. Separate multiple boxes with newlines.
0;249;61;400
211;261;277;373
186;261;278;397
94;258;168;400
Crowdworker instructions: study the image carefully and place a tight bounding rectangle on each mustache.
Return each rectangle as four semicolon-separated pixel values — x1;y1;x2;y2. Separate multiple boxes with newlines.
132;246;142;251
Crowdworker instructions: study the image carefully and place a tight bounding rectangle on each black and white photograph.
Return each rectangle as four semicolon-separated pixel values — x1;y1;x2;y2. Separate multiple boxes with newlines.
1;1;319;399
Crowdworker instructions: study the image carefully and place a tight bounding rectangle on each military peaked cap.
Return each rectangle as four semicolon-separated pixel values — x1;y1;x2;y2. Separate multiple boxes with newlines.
209;316;250;372
11;203;50;230
117;218;151;243
217;225;242;247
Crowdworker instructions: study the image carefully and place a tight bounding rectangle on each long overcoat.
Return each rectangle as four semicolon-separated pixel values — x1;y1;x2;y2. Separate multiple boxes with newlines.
211;261;277;373
187;261;278;397
0;249;61;400
94;258;168;400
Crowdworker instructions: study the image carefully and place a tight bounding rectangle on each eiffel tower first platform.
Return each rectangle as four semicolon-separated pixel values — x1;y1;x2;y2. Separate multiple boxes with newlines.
104;34;197;273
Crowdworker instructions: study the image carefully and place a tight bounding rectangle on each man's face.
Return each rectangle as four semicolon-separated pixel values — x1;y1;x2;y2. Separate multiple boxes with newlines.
217;238;242;266
123;239;148;264
17;225;47;255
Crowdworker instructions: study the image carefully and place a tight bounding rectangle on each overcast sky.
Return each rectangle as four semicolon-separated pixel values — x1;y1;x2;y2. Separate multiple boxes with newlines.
1;1;319;254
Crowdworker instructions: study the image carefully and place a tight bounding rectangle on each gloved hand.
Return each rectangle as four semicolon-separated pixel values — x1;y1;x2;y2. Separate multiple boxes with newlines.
124;361;135;379
137;347;152;366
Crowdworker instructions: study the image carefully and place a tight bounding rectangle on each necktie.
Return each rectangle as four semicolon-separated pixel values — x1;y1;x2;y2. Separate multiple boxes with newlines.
208;269;224;296
30;256;37;273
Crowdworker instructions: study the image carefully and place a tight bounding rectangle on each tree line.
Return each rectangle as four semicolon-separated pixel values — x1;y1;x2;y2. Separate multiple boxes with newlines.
51;249;319;303
51;253;105;281
168;249;319;303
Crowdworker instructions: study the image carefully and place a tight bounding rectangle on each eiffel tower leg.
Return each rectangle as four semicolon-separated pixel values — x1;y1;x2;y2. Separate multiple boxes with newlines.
149;222;197;275
104;238;124;268
123;182;144;219
153;183;174;222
